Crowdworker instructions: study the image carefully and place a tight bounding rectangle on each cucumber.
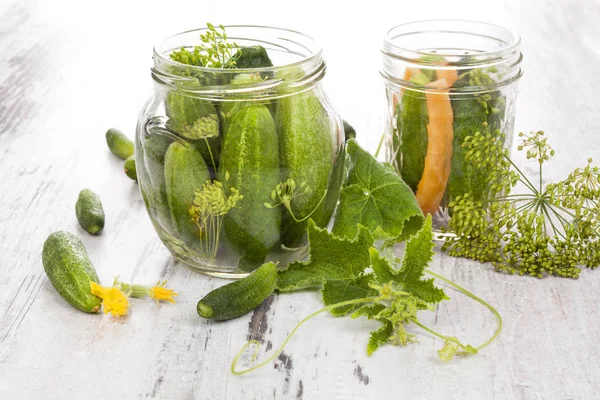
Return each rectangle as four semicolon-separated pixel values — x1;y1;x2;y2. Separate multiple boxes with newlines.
197;262;277;320
164;141;211;244
75;189;105;235
42;231;102;313
277;91;334;247
219;105;281;268
105;128;134;160
139;134;174;233
234;46;273;69
124;155;137;181
165;87;220;171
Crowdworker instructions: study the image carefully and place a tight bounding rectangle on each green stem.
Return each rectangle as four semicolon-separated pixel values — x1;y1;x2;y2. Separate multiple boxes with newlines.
504;154;539;195
231;297;380;375
204;138;217;172
282;189;328;223
424;269;502;353
374;132;385;158
412;320;472;353
539;161;543;194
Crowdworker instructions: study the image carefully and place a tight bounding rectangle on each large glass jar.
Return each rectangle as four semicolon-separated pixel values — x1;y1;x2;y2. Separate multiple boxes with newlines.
381;20;523;231
136;26;344;277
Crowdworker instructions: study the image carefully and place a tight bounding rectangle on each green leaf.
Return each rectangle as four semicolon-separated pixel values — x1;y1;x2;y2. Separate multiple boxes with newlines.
321;276;376;316
367;321;394;356
332;139;423;241
370;216;448;304
276;220;374;291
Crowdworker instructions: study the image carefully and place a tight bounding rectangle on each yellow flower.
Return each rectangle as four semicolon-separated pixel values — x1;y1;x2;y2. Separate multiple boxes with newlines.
148;280;179;304
90;282;129;317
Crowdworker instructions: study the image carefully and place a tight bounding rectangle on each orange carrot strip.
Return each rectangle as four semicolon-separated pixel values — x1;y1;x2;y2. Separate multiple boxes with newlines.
415;78;455;215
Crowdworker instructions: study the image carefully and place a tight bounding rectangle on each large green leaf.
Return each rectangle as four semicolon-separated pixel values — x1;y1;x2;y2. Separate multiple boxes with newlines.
332;139;424;241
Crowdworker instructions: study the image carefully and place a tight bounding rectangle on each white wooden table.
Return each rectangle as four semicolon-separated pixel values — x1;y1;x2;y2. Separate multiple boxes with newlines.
1;0;599;399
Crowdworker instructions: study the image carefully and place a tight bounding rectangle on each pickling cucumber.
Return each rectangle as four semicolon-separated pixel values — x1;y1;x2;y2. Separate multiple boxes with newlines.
165;87;220;170
197;262;277;320
164;141;211;244
106;128;134;160
219;105;281;268
75;189;105;235
234;46;273;69
124;155;137;181
42;231;102;313
276;91;334;247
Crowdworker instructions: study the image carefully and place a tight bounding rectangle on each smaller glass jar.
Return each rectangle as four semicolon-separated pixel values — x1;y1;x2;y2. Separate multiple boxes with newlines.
381;20;523;230
136;26;344;277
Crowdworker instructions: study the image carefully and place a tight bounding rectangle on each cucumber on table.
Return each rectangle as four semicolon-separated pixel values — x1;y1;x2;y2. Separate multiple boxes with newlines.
124;155;137;181
42;231;102;313
197;262;277;320
277;91;334;247
105;128;134;160
164;141;211;245
219;105;281;269
75;189;105;235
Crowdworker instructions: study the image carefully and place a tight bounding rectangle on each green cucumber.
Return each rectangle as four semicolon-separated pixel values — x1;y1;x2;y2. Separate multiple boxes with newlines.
165;87;220;170
106;128;134;160
139;134;174;233
42;231;102;313
164;141;211;244
219;105;281;268
277;91;334;247
234;46;273;69
124;155;137;181
197;262;277;320
75;189;105;235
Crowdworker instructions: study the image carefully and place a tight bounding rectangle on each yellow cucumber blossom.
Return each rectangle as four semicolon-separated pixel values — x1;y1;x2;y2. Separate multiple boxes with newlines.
90;281;129;317
149;280;179;304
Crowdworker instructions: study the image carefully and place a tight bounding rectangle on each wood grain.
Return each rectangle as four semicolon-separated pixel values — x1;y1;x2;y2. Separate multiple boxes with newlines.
1;0;599;399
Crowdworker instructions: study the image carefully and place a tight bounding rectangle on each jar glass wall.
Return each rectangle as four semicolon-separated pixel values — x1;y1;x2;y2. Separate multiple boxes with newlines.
381;20;523;231
136;26;345;277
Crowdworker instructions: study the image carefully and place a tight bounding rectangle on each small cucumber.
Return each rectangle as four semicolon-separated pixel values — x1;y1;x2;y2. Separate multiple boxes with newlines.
219;105;281;268
42;231;102;313
165;87;220;170
75;189;105;235
106;128;134;160
139;134;174;232
164;141;211;244
277;91;334;247
197;262;277;320
234;46;273;69
124;155;137;181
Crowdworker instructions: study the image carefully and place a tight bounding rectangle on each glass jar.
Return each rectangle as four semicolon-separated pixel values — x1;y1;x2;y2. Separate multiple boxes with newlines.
381;20;523;230
136;26;344;277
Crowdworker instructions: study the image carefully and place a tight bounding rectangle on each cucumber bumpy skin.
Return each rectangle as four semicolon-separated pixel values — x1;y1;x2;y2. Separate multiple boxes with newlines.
42;231;102;313
233;46;273;69
197;262;277;320
124;155;137;181
164;141;211;245
75;189;105;235
219;105;281;269
106;128;134;160
277;91;334;247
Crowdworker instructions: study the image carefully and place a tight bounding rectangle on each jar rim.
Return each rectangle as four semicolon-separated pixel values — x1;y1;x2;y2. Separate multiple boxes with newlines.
153;25;323;73
383;19;521;65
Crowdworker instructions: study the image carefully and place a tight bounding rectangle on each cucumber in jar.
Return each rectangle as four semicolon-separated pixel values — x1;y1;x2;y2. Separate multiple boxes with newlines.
219;105;281;270
164;141;211;245
276;91;334;247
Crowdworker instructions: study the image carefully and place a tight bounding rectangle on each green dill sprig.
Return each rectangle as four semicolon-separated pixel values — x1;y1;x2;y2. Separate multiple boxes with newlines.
189;173;243;259
170;23;241;69
264;178;328;223
443;129;600;278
